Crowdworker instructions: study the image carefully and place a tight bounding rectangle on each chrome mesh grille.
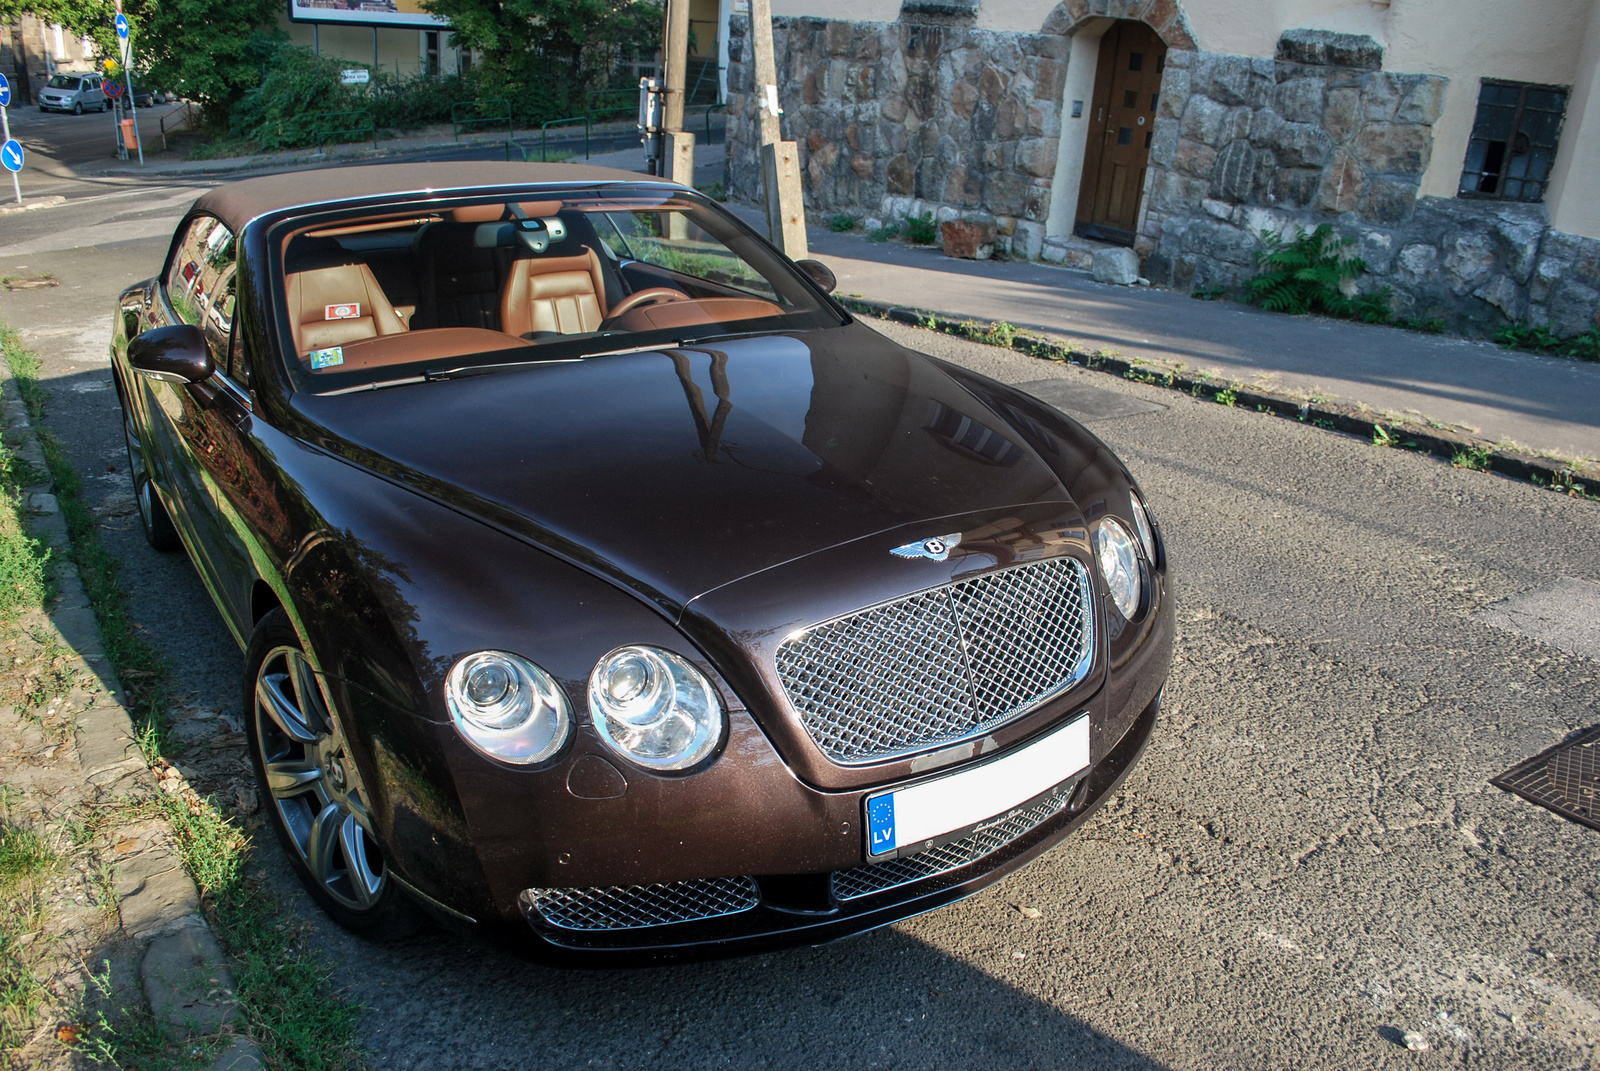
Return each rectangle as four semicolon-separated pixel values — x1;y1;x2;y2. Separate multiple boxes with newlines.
831;792;1071;901
523;876;760;931
775;557;1094;763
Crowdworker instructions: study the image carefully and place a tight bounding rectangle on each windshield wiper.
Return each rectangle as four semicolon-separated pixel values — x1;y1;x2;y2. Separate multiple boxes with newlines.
674;328;790;347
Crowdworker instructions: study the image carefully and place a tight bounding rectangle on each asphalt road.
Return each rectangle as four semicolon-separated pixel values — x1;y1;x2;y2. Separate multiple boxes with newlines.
2;162;1599;1070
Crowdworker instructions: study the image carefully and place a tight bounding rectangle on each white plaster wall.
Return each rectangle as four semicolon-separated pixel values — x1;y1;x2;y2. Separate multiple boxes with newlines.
1045;18;1113;235
1546;0;1600;235
1385;0;1590;198
772;0;900;20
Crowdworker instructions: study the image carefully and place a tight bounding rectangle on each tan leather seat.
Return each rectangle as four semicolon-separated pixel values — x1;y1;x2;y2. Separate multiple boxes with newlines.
500;251;608;337
286;261;408;355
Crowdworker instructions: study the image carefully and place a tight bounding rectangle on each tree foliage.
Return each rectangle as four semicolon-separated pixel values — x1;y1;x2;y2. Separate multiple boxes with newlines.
420;0;662;116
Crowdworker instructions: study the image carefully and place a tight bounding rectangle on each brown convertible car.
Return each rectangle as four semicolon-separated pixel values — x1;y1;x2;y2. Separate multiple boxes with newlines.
111;163;1173;962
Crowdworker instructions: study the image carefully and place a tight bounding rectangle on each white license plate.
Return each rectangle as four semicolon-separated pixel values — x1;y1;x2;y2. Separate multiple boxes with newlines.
865;715;1090;857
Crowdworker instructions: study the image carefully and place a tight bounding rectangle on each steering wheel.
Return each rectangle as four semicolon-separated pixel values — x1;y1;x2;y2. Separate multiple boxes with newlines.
607;287;691;319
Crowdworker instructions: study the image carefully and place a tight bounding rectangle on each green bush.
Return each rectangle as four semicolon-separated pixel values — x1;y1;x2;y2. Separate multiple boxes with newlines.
904;212;939;245
829;214;858;233
1496;322;1600;362
1244;224;1393;322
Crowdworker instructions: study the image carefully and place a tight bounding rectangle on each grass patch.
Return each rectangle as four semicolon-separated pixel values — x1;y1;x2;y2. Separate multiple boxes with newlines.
867;220;899;243
1495;322;1600;362
903;212;939;245
0;326;363;1071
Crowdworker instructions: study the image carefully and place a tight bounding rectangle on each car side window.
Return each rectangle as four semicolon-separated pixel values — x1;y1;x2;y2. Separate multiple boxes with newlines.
165;216;235;330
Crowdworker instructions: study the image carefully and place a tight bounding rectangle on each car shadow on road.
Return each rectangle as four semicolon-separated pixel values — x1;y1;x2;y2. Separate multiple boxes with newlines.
273;851;1169;1071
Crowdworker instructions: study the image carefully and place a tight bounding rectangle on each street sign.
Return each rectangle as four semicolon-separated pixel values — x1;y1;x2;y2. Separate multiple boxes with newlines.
115;13;129;39
0;73;11;108
1;140;22;173
105;79;123;99
340;69;369;85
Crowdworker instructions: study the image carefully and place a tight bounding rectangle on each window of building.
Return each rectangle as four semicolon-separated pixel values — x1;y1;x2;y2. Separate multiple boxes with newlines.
1459;80;1569;203
423;31;439;76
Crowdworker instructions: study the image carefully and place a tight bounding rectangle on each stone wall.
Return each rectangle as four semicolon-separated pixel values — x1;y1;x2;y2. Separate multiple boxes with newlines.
725;13;1069;254
1140;30;1600;337
727;17;1600;339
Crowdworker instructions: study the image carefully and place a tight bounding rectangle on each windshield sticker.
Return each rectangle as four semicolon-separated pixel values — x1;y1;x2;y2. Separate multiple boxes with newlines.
325;302;361;321
308;347;344;370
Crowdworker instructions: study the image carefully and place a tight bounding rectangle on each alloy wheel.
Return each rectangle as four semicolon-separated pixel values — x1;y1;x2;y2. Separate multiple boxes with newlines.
253;645;386;912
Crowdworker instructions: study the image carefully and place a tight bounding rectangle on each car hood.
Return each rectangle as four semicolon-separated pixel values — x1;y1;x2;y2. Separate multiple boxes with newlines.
292;322;1075;616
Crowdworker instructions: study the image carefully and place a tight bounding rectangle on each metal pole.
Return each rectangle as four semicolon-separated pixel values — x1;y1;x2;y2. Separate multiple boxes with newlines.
123;37;142;166
373;26;378;67
1;107;20;204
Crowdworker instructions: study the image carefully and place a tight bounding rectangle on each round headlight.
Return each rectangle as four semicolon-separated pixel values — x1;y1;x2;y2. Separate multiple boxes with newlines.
1129;492;1158;565
446;651;571;764
1095;518;1143;620
589;646;723;771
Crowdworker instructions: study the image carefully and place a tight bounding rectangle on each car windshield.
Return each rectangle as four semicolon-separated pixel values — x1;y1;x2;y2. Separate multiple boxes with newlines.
271;185;845;393
47;76;81;90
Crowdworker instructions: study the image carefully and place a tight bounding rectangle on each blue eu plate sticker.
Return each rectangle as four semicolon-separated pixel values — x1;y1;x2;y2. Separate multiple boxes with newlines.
308;346;344;370
867;794;896;855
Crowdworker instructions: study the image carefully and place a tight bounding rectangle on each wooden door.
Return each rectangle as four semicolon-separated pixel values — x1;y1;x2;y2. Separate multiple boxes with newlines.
1076;21;1167;243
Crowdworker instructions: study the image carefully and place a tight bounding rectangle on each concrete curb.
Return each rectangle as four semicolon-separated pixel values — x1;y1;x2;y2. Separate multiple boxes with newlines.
0;196;67;216
840;296;1600;495
0;374;263;1071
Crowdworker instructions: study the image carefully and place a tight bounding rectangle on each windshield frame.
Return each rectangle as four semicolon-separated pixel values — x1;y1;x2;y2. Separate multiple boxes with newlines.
261;182;849;396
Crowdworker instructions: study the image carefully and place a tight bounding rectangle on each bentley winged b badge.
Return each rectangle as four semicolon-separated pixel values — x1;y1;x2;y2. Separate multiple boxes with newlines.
891;532;962;562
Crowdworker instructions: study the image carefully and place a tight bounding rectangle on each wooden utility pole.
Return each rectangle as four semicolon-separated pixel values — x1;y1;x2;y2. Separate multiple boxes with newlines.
662;0;695;187
747;0;808;258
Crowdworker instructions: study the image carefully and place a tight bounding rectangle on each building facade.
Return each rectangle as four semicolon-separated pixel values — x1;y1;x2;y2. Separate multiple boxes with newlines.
725;0;1600;337
2;17;103;104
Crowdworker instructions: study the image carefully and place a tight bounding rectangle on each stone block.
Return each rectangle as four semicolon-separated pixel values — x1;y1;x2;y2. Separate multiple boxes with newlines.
1545;278;1600;338
1272;122;1334;168
1210;139;1257;202
209;1036;265;1071
141;918;237;1039
1396;77;1446;125
1181;96;1231;147
1277;29;1384;70
1316;149;1365;214
1359;72;1403;122
1361;230;1396;274
1017;137;1059;178
1181;218;1258;265
1150;116;1180;167
1158;68;1190;119
1473;274;1524;321
119;850;203;937
1248;107;1283;148
1359;178;1417;224
941;216;996;259
1197;54;1254;107
1174;138;1218;178
1092;247;1141;285
1026;100;1060;137
1397;243;1439;278
1444;231;1497;293
1202;198;1233;220
1324;87;1361;142
1040;240;1069;264
1012;220;1046;260
1355;122;1431;175
886;155;915;195
1493;215;1546;284
1275;78;1326;124
1272;168;1322;208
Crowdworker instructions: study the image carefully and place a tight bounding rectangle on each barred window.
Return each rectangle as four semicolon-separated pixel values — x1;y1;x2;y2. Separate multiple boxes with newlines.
1459;80;1568;203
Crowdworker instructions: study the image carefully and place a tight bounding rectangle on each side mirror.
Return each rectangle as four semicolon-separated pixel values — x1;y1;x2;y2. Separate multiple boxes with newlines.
795;259;837;295
128;324;212;384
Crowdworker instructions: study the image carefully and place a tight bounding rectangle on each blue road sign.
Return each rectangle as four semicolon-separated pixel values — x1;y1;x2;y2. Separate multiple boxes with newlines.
1;140;22;173
0;73;11;108
115;13;129;39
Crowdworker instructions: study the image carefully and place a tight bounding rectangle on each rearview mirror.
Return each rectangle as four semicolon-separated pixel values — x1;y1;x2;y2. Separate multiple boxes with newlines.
795;259;837;294
128;324;212;384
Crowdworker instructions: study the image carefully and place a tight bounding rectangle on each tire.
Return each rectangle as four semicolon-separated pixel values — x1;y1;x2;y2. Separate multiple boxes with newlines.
244;610;428;941
99;99;107;113
72;101;82;115
120;401;181;552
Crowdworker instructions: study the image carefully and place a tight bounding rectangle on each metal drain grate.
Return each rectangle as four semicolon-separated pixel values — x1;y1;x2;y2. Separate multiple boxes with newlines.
1490;725;1600;832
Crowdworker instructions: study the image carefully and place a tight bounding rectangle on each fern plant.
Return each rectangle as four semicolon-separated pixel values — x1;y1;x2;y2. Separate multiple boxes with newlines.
1244;224;1388;320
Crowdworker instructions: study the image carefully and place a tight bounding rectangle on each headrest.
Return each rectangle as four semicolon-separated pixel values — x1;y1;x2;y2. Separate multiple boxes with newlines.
285;235;357;274
450;200;563;224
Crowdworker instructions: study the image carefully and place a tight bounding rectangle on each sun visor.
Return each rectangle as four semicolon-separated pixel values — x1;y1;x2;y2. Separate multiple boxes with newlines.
450;200;562;223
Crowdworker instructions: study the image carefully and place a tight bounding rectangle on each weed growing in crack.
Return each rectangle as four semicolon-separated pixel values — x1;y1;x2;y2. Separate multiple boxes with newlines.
1452;447;1492;471
1214;388;1237;407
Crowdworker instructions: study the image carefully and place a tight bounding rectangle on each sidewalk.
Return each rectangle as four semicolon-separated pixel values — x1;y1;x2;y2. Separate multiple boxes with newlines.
767;220;1600;465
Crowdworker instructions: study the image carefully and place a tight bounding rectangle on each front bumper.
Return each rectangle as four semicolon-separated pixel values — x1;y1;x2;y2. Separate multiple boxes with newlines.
466;687;1162;965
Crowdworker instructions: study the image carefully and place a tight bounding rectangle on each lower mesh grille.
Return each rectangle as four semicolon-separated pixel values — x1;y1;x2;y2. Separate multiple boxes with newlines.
831;792;1072;901
523;876;761;931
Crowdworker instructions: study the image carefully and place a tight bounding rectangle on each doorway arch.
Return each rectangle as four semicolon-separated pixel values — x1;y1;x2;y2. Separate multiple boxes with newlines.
1040;1;1196;243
